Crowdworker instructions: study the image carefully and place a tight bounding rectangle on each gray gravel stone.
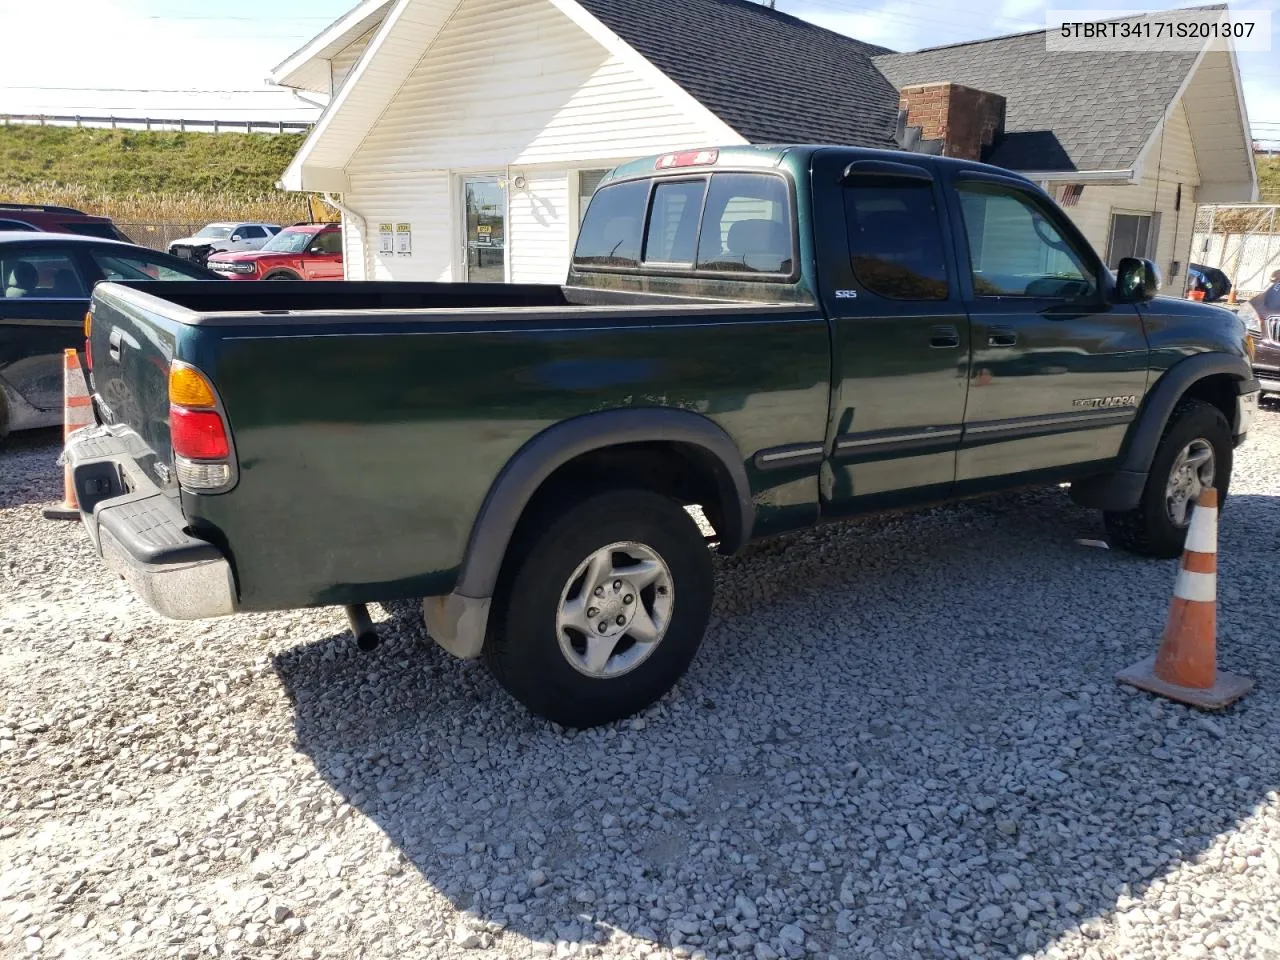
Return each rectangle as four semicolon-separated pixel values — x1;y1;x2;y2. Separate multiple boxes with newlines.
4;408;1280;960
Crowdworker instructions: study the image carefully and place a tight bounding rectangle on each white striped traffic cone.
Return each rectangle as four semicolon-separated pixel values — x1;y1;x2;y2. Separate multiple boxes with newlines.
42;349;94;521
1116;487;1253;710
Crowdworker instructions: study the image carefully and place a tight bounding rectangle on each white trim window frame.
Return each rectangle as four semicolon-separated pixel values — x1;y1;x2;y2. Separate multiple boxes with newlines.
1105;208;1162;269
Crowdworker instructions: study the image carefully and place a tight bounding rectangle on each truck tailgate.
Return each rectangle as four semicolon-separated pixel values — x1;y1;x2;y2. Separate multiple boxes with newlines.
88;284;184;482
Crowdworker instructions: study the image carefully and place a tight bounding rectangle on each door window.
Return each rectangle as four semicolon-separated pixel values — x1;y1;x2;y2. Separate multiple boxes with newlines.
956;184;1095;298
1;251;87;298
843;179;949;300
1106;212;1159;269
90;251;210;281
463;178;506;282
312;230;343;255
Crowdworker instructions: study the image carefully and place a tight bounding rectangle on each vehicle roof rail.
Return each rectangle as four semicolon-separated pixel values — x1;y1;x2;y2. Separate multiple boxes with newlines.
0;202;89;215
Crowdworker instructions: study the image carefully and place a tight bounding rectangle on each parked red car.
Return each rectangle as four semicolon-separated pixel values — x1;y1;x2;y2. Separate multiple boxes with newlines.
206;222;342;280
0;203;133;242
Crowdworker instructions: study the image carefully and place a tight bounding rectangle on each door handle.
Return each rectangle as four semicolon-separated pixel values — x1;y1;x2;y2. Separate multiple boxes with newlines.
929;324;961;349
108;327;123;361
987;326;1018;348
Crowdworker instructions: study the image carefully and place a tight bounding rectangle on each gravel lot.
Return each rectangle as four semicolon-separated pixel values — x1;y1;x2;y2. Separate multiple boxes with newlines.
3;405;1280;960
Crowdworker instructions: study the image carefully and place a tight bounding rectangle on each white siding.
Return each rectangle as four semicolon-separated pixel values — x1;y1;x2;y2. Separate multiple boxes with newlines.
345;171;453;281
350;0;734;171
1059;101;1200;287
339;0;739;282
508;171;571;283
331;28;378;93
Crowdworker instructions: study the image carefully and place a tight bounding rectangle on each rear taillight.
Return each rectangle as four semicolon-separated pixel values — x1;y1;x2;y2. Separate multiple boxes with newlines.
84;311;93;371
170;407;230;459
168;361;235;491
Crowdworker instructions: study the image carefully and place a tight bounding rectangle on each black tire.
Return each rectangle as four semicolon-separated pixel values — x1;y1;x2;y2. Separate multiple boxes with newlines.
1104;398;1233;558
264;271;301;281
484;489;714;728
0;390;9;442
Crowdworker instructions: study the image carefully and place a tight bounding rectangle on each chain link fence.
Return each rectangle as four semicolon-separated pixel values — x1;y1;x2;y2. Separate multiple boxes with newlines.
114;223;204;253
1191;205;1280;299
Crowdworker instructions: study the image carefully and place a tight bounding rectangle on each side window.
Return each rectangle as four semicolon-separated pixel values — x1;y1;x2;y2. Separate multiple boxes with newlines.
573;179;649;268
696;173;792;274
0;219;39;231
316;231;343;254
2;252;87;298
242;226;265;239
643;180;705;264
90;252;209;281
843;179;948;300
956;184;1095;298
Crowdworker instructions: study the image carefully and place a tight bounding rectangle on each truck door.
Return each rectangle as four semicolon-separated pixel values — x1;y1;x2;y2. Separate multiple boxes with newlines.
812;151;972;516
940;170;1148;490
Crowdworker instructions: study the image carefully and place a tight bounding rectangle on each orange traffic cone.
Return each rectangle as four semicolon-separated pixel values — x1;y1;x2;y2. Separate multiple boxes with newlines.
1227;288;1239;305
1116;488;1253;709
42;349;94;521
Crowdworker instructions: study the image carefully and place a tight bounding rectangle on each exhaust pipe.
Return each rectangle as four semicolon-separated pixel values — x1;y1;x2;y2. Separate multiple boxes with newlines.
344;603;380;652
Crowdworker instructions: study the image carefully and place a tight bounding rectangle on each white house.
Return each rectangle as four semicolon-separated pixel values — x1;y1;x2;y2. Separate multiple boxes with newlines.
270;0;1257;289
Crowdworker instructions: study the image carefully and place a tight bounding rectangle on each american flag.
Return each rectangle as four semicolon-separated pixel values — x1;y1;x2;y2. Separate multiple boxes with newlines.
1059;184;1084;207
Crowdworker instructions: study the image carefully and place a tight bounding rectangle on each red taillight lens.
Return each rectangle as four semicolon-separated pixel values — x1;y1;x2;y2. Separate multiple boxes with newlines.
170;405;229;459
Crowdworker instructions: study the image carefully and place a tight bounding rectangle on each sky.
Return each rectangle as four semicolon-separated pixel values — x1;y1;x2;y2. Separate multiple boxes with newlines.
0;0;1277;146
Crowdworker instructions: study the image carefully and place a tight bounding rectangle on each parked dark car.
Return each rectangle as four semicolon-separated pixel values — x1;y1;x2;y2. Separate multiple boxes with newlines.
206;222;343;280
0;232;219;440
1241;273;1280;397
1187;262;1232;302
0;203;133;243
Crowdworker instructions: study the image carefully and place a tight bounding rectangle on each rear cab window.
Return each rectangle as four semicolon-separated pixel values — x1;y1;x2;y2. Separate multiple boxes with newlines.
574;171;795;279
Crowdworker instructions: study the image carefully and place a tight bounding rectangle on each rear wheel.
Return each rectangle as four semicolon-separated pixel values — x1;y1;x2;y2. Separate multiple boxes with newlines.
1104;398;1232;558
484;489;714;728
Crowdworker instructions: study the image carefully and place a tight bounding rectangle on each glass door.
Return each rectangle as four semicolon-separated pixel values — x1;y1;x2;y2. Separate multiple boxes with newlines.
462;176;506;282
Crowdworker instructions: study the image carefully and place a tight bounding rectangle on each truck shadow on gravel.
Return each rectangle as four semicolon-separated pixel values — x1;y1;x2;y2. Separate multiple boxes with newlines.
273;487;1280;958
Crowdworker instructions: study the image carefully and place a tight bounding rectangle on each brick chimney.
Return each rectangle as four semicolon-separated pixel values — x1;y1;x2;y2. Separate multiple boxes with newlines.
898;83;1006;162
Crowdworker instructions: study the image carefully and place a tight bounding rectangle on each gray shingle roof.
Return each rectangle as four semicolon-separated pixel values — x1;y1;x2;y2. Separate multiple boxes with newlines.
577;0;903;149
874;10;1217;171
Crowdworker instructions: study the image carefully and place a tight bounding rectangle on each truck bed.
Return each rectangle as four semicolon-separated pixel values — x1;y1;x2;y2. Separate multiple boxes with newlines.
100;280;768;321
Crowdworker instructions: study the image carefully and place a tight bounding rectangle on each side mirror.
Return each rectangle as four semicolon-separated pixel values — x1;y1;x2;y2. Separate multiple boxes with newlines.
1115;257;1160;302
231;234;243;242
308;246;324;255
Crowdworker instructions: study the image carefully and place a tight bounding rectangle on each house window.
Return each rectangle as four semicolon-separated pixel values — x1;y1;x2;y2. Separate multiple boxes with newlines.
577;169;610;227
1106;212;1160;269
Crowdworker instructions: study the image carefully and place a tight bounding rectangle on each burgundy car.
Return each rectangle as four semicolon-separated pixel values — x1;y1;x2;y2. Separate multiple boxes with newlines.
0;203;132;242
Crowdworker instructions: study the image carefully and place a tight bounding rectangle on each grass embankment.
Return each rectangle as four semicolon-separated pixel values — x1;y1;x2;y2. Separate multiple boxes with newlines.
1259;156;1279;204
0;125;331;224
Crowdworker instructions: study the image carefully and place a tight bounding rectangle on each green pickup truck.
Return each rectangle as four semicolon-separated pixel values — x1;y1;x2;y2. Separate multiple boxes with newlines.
70;145;1259;727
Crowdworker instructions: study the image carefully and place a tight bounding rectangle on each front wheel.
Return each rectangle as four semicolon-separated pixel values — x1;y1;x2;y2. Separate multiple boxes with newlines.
484;489;714;728
1104;398;1232;558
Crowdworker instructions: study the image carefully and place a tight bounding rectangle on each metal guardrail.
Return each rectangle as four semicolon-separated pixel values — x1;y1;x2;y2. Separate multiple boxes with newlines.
0;114;313;134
